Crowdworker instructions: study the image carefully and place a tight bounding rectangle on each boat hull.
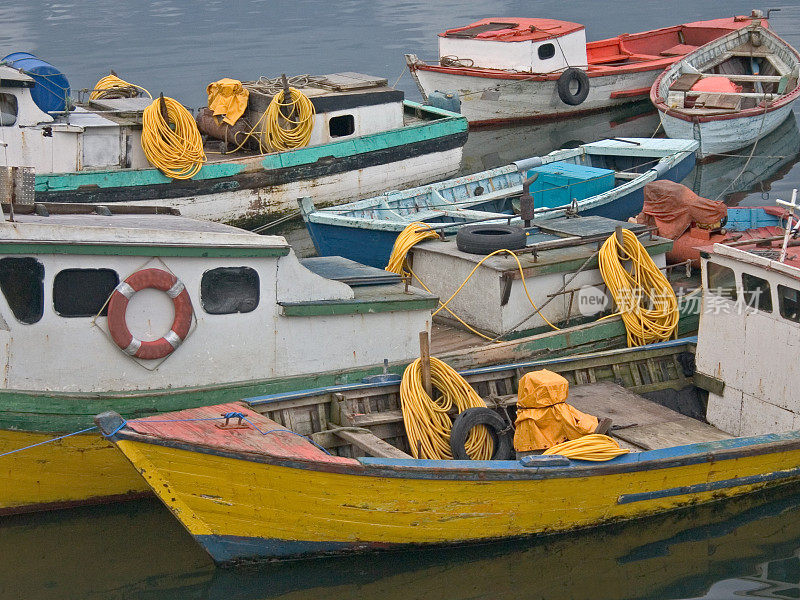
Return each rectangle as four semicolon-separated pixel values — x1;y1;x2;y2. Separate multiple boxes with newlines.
112;431;800;564
659;104;796;158
411;67;657;126
306;149;696;268
0;429;146;515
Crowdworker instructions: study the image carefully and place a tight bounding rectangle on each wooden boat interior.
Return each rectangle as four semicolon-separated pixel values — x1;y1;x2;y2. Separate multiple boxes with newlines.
236;340;729;461
663;27;800;115
586;18;756;68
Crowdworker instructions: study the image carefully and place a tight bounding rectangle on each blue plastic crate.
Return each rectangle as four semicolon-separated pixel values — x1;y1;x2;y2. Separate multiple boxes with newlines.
527;161;614;209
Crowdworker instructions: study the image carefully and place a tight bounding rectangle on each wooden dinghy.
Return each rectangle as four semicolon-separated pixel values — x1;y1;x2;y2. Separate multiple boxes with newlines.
651;23;800;158
405;14;760;126
97;335;800;564
300;137;698;268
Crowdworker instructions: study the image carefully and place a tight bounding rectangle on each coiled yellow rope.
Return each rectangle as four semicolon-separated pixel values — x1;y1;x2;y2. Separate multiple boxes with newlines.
598;228;679;347
385;222;440;276
90;73;151;100
400;356;494;460
265;87;315;151
141;97;206;180
542;434;629;461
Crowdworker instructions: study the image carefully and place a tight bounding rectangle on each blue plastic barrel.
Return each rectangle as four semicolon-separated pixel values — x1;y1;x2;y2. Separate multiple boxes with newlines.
1;52;70;114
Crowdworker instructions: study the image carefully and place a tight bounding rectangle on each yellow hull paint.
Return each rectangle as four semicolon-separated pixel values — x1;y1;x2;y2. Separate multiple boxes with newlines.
0;430;147;514
116;439;800;547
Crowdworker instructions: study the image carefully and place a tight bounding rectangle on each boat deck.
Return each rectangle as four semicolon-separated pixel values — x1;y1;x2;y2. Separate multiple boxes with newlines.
567;382;731;451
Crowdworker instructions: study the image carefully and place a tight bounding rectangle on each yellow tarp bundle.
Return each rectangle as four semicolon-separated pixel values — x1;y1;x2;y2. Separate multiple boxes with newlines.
207;78;249;126
513;370;599;452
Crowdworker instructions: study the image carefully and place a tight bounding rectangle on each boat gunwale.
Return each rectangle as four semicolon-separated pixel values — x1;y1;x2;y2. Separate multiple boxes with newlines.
107;424;800;483
651;25;800;124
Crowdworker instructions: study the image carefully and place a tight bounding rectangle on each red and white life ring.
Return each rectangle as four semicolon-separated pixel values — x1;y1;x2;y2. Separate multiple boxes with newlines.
107;268;193;360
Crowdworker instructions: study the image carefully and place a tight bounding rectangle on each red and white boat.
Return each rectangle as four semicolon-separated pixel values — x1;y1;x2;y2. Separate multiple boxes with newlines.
405;13;764;127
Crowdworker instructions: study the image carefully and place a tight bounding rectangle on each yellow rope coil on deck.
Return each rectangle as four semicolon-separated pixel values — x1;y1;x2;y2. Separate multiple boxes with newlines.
400;356;494;460
90;74;151;100
385;222;440;275
598;228;679;347
542;434;629;461
141;97;206;180
265;87;315;151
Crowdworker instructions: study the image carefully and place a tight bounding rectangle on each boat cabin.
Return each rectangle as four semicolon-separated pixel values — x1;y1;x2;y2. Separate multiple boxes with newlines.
696;241;800;436
438;19;588;73
0;204;435;395
408;216;672;337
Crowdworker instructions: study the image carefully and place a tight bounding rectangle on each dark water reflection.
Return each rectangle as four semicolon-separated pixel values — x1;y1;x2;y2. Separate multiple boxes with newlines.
2;2;800;598
4;484;800;600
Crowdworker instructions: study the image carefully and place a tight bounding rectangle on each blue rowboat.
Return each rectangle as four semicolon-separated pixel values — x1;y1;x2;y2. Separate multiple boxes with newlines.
300;137;698;268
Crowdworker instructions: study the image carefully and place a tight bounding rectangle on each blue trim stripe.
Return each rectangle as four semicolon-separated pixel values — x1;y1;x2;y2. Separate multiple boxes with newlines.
358;430;800;471
617;466;800;504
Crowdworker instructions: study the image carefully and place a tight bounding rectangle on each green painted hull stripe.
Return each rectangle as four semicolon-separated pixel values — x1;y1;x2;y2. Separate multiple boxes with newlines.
0;242;290;258
34;102;467;192
280;298;438;316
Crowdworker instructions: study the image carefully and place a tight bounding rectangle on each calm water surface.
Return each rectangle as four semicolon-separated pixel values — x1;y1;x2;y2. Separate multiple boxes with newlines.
2;2;800;598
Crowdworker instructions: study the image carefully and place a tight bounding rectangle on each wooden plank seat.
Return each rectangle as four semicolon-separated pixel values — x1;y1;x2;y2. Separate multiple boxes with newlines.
660;44;699;57
332;427;412;458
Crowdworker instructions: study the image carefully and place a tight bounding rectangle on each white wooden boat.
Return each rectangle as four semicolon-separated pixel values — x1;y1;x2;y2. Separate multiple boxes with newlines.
405;15;760;126
651;23;800;158
300;138;698;268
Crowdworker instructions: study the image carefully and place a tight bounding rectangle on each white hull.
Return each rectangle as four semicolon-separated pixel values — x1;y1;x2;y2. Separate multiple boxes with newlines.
659;104;796;158
65;147;463;224
411;69;657;124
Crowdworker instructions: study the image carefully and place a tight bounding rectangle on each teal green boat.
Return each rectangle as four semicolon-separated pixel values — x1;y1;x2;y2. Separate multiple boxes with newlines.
0;61;467;227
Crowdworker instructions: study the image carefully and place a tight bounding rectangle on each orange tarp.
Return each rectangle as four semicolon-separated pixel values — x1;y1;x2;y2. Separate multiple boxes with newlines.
207;78;249;126
635;180;728;240
513;370;599;452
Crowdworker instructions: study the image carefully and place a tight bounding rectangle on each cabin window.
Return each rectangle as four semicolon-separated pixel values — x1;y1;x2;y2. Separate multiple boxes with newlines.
201;267;259;315
778;285;800;323
741;273;772;312
0;94;17;127
329;114;355;137
538;43;556;61
706;262;737;301
53;269;119;317
0;257;44;324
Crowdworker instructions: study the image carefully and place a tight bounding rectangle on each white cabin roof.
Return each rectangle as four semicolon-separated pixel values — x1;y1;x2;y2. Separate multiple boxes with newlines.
0;212;288;251
0;64;34;83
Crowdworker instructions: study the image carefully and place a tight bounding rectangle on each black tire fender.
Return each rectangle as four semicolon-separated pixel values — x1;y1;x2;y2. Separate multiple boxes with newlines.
557;68;590;106
450;407;514;460
456;224;527;255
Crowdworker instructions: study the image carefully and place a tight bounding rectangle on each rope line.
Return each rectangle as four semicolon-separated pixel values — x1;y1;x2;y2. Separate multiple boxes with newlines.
0;426;98;458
